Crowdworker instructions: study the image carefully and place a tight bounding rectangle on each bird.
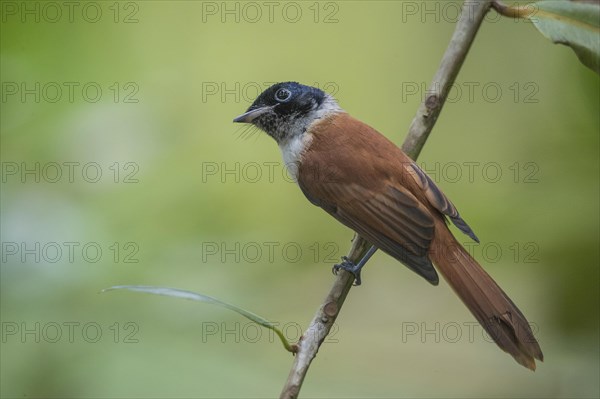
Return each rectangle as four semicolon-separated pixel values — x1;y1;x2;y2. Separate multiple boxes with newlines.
233;81;543;370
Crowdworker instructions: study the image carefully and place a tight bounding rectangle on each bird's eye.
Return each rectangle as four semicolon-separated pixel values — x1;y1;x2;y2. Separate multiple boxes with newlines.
275;88;292;102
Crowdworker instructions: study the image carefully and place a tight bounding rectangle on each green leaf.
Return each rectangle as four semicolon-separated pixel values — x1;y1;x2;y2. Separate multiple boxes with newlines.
528;1;600;73
102;285;296;353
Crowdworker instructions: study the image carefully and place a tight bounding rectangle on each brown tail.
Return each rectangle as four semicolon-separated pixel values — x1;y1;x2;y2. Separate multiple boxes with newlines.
429;221;543;370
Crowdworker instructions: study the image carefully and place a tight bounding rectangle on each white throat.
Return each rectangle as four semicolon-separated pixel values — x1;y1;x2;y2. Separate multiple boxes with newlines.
278;94;343;182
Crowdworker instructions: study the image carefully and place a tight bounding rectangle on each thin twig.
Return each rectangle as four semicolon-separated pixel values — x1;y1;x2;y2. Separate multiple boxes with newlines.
402;0;493;158
280;1;493;398
491;0;535;20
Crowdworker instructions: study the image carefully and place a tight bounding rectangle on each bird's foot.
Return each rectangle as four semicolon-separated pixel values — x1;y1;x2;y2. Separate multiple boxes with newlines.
332;256;362;286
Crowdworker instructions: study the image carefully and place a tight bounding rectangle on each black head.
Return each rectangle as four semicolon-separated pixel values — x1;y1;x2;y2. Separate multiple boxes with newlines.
233;82;328;142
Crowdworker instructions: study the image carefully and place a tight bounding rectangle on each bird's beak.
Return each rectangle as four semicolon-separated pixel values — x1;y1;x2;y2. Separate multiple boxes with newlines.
233;106;274;123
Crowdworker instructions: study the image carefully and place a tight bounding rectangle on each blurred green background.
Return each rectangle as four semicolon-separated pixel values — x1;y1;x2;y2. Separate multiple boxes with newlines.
1;1;599;398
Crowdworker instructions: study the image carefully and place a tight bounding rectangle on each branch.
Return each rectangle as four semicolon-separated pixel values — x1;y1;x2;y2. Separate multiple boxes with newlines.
280;2;493;398
402;0;493;159
491;0;535;20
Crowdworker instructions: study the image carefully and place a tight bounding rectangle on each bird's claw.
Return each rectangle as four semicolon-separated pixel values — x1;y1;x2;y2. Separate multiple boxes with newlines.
332;256;362;286
331;256;349;275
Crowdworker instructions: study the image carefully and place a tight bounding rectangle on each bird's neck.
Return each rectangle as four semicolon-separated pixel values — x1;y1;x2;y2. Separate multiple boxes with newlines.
278;98;344;182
